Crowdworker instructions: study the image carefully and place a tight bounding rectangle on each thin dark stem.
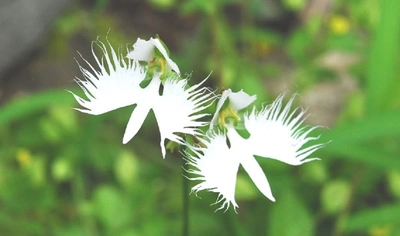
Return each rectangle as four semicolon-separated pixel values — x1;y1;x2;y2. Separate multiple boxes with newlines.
209;13;225;90
182;157;189;236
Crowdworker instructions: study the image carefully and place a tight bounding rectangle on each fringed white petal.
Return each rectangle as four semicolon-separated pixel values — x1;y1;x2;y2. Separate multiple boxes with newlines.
245;93;323;165
70;40;147;115
127;37;180;74
184;132;240;212
153;77;215;158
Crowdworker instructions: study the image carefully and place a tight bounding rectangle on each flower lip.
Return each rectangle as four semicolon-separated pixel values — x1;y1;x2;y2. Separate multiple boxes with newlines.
244;93;324;165
185;92;325;211
153;76;216;158
69;39;147;115
184;131;240;212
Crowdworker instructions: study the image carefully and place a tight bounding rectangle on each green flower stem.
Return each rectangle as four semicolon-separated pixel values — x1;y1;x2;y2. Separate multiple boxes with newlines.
209;12;225;90
182;155;189;236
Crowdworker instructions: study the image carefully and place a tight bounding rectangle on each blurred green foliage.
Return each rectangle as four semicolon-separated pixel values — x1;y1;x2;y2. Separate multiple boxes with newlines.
1;0;400;235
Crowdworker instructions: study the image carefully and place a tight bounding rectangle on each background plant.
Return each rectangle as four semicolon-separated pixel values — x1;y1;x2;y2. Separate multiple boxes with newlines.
0;0;399;235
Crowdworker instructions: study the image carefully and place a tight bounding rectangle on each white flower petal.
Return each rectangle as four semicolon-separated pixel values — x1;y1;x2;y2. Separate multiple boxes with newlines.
152;38;180;75
70;40;147;115
153;77;215;158
123;104;152;144
239;154;276;201
126;38;155;62
185;132;240;211
227;126;275;202
228;90;257;111
127;37;180;74
245;93;323;165
122;77;160;144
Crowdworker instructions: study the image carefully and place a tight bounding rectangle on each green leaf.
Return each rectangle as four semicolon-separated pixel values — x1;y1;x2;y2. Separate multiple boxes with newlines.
321;179;351;215
365;0;400;113
52;157;74;182
319;110;400;145
283;0;307;11
93;185;133;230
114;150;139;188
0;90;74;126
147;0;176;10
235;173;259;200
180;0;216;14
268;188;315;236
316;110;400;169
344;203;400;232
299;161;328;184
324;145;400;170
387;171;400;199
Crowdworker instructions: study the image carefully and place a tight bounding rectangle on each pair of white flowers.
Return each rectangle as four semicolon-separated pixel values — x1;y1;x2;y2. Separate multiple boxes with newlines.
70;36;324;211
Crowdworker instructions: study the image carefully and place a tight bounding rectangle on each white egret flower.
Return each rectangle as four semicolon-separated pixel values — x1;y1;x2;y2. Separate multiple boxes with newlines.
70;39;214;158
185;91;324;211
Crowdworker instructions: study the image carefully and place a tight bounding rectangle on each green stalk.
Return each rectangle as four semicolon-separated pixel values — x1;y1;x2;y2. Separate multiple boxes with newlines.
182;159;189;236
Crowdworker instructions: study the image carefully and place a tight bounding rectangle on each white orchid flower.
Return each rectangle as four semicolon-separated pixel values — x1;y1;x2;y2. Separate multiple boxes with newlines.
70;39;214;158
185;91;324;211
